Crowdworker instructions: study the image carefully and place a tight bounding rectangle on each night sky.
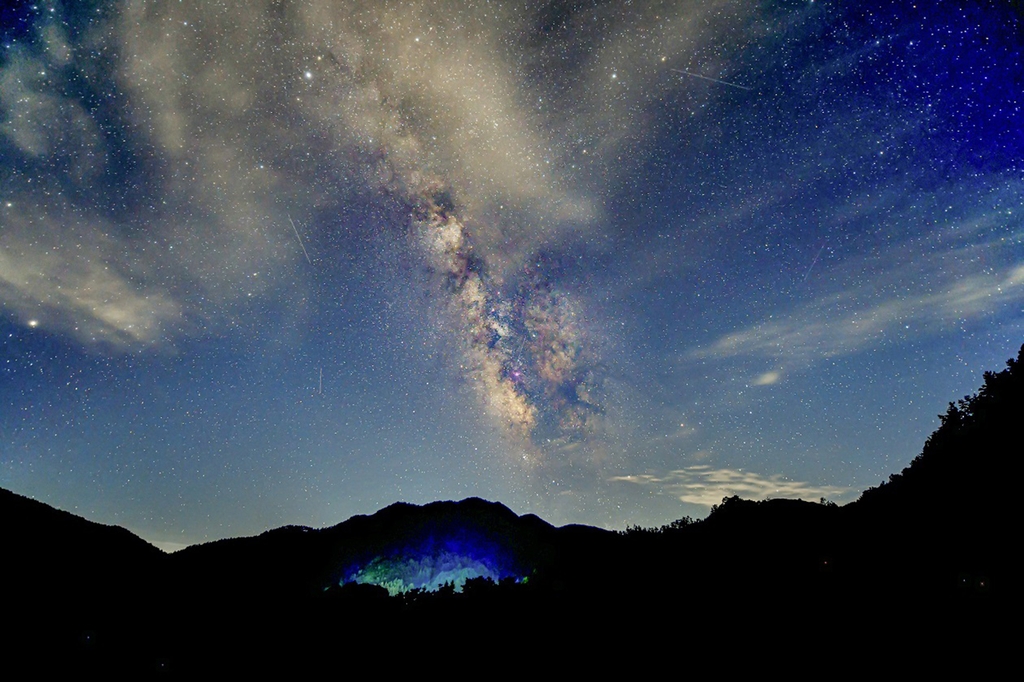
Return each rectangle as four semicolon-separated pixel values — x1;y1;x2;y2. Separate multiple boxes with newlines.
2;0;1021;551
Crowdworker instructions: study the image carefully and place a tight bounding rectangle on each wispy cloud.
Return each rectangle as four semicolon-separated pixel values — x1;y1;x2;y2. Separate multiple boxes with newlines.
610;465;851;507
691;204;1024;368
699;265;1024;364
752;370;782;386
0;208;182;347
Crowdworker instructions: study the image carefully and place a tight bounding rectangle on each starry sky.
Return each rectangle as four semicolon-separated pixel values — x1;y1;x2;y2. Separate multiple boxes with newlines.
2;0;1021;551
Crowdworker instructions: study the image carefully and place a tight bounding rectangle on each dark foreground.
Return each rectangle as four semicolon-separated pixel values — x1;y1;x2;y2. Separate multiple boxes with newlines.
4;346;1020;674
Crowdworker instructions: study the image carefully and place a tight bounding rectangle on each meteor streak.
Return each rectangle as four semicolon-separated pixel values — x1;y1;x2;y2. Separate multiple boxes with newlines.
671;68;752;91
288;216;312;265
802;244;826;283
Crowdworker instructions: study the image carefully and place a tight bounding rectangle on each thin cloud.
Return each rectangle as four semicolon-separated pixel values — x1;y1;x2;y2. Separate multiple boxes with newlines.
0;209;181;347
691;203;1024;368
610;465;851;507
699;264;1024;365
752;370;782;386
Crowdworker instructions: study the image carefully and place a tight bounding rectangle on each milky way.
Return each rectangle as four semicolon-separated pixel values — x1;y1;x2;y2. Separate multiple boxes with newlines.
410;184;603;460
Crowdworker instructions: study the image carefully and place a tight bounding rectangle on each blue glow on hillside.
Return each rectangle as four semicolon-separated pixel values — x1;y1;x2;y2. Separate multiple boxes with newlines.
341;533;522;596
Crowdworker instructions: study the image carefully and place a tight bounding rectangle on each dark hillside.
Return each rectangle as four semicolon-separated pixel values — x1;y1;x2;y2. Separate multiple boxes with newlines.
0;486;163;592
0;488;165;673
849;344;1023;597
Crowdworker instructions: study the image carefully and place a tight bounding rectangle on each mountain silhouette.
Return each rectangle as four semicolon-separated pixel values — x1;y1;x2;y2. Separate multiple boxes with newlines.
165;497;583;599
2;345;1018;673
